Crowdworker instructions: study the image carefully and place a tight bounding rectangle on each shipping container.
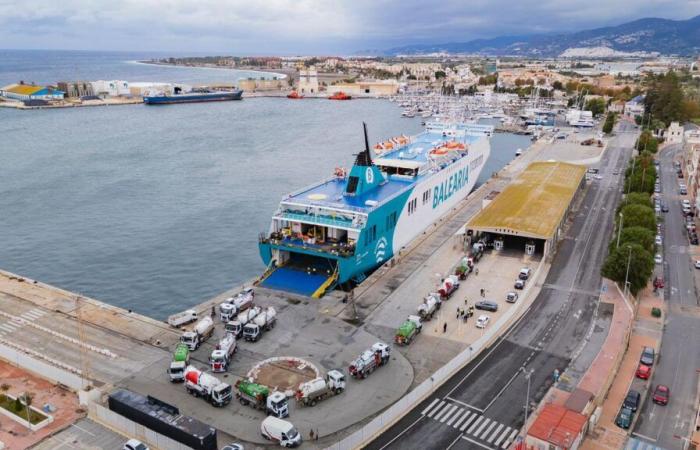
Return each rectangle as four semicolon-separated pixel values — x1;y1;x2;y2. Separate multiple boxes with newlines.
108;389;217;450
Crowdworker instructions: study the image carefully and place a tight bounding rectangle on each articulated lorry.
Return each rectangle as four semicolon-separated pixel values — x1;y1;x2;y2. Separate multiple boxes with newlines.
234;379;289;418
181;316;215;351
348;342;391;379
210;334;236;372
168;343;190;382
183;366;232;407
243;307;277;342
294;370;346;406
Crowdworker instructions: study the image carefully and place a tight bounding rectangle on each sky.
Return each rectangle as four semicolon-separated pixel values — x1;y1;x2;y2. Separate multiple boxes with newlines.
0;0;698;54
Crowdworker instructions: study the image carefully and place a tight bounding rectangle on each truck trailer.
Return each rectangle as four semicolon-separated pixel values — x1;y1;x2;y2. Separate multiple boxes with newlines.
168;343;191;382
184;366;232;407
235;379;289;418
243;307;277;342
294;370;346;406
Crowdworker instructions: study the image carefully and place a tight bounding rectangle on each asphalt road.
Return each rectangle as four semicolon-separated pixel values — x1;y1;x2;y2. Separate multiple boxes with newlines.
632;143;700;450
365;123;637;450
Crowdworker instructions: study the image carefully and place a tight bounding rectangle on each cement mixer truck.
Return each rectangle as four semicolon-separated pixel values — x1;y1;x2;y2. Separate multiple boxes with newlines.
438;275;460;300
181;316;215;351
226;306;261;339
294;370;346;407
348;342;391;379
394;315;422;346
183;365;232;407
168;343;190;382
234;379;289;418
243;307;277;342
210;333;237;372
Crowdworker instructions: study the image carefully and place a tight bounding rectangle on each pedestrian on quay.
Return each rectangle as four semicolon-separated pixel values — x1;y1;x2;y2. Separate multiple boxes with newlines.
315;429;319;441
443;322;447;333
456;307;460;318
464;298;468;305
310;429;315;441
480;288;485;297
475;267;479;276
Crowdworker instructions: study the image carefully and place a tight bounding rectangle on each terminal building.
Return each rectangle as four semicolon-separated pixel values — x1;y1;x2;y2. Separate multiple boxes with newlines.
465;161;586;260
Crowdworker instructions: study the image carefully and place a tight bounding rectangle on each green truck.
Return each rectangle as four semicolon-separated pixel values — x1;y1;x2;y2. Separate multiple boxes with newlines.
168;343;190;382
394;315;422;346
235;379;289;418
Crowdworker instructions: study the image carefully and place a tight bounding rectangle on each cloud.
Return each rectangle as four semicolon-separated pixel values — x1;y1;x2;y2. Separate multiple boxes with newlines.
0;0;698;53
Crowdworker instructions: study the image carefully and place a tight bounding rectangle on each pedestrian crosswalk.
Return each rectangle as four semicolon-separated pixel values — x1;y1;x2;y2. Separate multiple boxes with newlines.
421;397;519;449
0;308;46;336
626;437;669;450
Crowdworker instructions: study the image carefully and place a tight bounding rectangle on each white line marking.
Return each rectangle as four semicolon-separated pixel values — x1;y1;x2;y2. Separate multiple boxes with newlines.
0;324;17;333
467;416;484;434
445;396;473;408
461;414;478;431
461;434;493;450
454;411;472;430
483;368;524;412
445;433;464;450
488;424;504;444
427;401;445;418
376;415;425;450
472;417;491;437
502;429;518;449
480;421;497;440
440;405;459;423
421;398;440;415
433;402;452;421
447;409;466;427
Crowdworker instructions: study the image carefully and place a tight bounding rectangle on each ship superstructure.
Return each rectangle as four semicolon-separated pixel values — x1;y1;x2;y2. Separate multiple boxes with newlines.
258;122;493;297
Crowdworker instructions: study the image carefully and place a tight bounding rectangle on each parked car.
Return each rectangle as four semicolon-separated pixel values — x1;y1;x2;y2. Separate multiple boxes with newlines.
519;268;531;280
653;276;664;289
476;315;490;328
636;363;651;380
640;346;655;366
655;235;662;245
695;260;700;269
506;292;519;303
615;407;634;429
222;444;245;450
654;254;663;265
623;390;641;412
475;300;498;312
514;279;526;290
661;204;669;213
652;385;670;405
123;440;149;450
690;234;699;245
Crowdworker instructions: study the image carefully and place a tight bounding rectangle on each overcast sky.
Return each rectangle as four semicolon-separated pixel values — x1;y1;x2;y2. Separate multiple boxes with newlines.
0;0;698;54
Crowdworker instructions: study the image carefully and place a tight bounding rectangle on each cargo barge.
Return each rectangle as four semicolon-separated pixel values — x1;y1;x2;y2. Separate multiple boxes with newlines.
143;89;243;104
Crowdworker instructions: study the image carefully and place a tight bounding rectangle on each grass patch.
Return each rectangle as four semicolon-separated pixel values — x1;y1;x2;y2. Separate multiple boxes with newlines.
0;394;47;424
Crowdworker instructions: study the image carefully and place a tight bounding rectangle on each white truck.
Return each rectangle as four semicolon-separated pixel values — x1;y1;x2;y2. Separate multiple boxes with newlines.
226;306;261;338
183;365;232;407
294;370;346;406
210;334;237;372
417;294;441;320
181;316;215;351
348;342;391;379
167;309;198;328
260;416;302;448
219;288;255;322
243;307;277;342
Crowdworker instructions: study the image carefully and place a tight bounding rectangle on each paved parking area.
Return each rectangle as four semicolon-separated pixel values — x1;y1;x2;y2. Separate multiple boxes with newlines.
31;418;127;450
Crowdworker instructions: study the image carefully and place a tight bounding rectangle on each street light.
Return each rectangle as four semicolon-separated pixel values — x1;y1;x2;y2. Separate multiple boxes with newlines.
616;212;624;248
623;245;633;298
522;368;534;439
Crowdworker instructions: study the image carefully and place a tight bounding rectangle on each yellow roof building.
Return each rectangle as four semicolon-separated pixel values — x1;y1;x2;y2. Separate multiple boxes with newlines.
467;161;586;240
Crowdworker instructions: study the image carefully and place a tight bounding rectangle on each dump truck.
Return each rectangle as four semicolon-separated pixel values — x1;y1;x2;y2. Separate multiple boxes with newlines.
438;275;460;299
417;295;440;320
167;309;198;328
234;379;289;418
219;288;255;322
243;307;277;342
168;343;190;382
210;334;237;373
181;316;215;351
394;315;422;346
183;366;232;407
348;342;391;379
294;370;346;406
226;306;261;339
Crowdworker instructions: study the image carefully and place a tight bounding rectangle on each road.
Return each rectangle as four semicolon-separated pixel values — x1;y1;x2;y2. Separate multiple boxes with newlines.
632;143;700;450
365;123;637;450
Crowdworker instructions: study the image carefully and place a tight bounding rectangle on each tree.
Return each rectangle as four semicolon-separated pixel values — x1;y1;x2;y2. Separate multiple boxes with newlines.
601;243;654;295
636;130;658;154
602;113;617;134
610;226;655;254
434;70;446;79
619;204;656;232
552;80;564;91
618;192;652;211
585;98;606;117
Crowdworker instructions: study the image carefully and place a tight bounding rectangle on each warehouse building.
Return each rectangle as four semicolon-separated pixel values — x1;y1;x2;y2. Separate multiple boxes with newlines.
57;81;95;98
0;83;65;101
465;161;586;259
327;80;399;97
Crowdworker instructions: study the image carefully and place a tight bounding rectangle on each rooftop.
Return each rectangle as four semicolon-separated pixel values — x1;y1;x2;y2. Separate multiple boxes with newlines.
467;161;586;239
2;84;44;95
528;403;587;447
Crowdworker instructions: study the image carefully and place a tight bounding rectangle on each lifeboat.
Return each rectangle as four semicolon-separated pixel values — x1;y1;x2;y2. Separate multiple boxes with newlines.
445;141;466;150
334;167;347;178
329;91;352;100
429;146;450;157
287;91;304;99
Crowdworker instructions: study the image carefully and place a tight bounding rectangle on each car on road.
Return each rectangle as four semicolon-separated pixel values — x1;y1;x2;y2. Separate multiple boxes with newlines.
636;363;651;380
653;276;664;289
655;235;663;245
123;440;149;450
506;292;519;303
475;300;498;312
476;315;490;328
222;444;245;450
623;390;641;412
690;234;699;245
519;267;531;280
514;279;526;290
661;204;669;213
615;407;634;429
640;346;655;366
695;260;700;269
678;171;684;178
652;385;670;405
654;254;663;264
613;169;619;175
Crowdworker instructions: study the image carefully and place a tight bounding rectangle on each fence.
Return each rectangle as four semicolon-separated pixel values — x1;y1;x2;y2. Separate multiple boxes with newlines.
0;342;83;390
326;260;545;450
89;402;191;450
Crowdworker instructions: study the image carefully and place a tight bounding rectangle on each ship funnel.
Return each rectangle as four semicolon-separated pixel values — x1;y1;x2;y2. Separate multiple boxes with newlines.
345;122;385;197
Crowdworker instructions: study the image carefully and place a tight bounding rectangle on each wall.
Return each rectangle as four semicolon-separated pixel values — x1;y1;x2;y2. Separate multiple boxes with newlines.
0;342;83;391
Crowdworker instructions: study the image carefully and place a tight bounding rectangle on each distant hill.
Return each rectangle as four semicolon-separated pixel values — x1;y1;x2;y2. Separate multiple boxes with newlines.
386;15;700;57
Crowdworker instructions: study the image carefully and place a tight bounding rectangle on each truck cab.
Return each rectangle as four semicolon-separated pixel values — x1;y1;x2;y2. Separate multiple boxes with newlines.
168;361;186;382
327;370;346;392
267;391;289;418
180;332;199;351
212;383;233;406
243;323;261;342
219;302;237;322
226;321;243;338
210;350;229;372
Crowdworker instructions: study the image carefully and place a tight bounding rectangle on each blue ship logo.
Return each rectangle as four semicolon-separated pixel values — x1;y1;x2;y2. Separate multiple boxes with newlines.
375;237;388;263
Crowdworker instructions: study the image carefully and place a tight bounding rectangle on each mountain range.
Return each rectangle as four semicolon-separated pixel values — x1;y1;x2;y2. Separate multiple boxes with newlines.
386;15;700;57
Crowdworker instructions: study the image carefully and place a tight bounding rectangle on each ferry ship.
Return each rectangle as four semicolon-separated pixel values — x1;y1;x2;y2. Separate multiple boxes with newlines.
143;89;242;105
258;122;493;297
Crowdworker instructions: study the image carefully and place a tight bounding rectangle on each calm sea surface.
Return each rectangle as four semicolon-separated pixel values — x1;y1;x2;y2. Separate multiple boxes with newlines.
0;51;530;318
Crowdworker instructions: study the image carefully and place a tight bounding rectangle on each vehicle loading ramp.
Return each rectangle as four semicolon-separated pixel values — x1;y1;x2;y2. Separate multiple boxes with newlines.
259;266;331;297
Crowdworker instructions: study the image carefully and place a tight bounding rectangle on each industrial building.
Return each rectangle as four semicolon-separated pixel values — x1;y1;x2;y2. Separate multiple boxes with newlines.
57;81;95;98
466;161;586;259
0;83;64;101
327;80;400;97
237;78;285;92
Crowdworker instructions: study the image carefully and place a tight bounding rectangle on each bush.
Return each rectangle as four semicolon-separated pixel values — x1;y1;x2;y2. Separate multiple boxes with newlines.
651;307;662;318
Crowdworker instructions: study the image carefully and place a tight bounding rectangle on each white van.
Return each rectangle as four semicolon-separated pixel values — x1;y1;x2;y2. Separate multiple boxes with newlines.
261;416;302;448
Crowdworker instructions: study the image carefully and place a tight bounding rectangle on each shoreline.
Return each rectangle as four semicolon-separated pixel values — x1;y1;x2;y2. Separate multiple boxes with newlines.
133;59;289;79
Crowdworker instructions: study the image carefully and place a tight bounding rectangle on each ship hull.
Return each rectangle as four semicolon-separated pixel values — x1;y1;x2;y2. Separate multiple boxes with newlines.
143;91;243;104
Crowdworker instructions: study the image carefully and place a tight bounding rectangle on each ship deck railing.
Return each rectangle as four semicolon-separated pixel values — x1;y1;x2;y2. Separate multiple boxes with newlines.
260;235;355;258
276;211;362;230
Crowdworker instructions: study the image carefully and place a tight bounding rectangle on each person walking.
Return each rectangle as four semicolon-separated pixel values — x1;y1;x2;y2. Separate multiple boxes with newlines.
443;322;447;333
480;288;485;297
475;267;479;276
310;429;315;441
456;307;460;319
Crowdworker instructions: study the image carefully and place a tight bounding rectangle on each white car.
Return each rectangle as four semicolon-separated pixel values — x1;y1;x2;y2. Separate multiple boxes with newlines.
476;315;490;329
695;260;700;269
655;235;663;245
655;254;663;265
123;440;149;450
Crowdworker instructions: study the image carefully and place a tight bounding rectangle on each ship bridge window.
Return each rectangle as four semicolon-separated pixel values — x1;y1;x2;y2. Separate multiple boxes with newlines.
378;165;417;177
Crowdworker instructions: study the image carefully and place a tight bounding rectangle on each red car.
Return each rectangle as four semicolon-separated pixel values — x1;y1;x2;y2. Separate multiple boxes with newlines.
652;385;670;405
636;364;652;380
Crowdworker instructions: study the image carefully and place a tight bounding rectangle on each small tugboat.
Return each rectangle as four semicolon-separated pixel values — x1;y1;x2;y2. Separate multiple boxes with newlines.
287;91;304;99
329;91;352;100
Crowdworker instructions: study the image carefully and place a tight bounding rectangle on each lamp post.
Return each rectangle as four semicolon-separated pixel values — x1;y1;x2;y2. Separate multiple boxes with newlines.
616;212;624;248
522;368;534;438
623;245;633;298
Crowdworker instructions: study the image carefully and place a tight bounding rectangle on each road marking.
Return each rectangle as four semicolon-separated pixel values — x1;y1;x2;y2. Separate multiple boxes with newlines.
488;424;504;443
631;432;657;442
427;401;445;418
461;434;493;450
479;421;497;440
376;415;425;450
472;417;490;436
440;405;459;423
502;429;519;449
0;323;17;333
483;368;524;412
451;410;470;429
433;402;452;421
421;398;439;415
466;415;483;433
445;407;463;426
22;309;44;320
445;396;474;409
445;433;464;450
460;411;478;431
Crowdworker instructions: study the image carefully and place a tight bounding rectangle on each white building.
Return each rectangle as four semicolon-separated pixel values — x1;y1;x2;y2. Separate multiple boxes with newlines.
624;95;645;118
298;68;319;94
666;122;684;144
90;80;131;97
